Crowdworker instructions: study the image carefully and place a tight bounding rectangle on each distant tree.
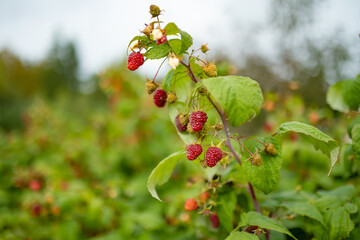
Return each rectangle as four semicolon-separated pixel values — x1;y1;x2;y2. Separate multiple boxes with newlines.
41;38;80;97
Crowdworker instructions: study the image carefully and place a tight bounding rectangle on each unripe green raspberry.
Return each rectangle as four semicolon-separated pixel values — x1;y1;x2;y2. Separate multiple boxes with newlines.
179;113;189;126
166;92;177;104
250;153;262;166
149;5;161;18
265;143;277;156
203;64;217;77
146;80;158;94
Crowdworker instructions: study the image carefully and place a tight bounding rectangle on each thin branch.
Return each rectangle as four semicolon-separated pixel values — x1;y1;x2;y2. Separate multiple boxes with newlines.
152;58;167;82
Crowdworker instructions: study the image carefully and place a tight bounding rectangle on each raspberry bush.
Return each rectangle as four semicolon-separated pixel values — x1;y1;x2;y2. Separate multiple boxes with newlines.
126;5;359;240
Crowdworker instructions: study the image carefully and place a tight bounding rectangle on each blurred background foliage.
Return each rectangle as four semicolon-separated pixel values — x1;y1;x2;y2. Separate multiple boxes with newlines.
0;0;359;239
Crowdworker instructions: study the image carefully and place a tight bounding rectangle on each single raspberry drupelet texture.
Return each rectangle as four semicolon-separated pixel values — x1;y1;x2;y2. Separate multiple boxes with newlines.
190;111;208;132
175;115;187;132
153;89;167;108
209;213;220;228
127;52;144;71
184;198;198;212
186;144;203;160
205;147;223;167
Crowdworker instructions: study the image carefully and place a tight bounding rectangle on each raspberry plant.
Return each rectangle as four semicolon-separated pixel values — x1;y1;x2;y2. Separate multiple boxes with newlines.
126;5;347;239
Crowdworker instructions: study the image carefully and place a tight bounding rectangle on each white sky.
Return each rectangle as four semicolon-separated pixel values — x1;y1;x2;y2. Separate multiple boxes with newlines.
0;0;359;78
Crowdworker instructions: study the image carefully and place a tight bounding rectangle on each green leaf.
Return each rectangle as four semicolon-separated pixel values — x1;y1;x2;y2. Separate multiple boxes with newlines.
317;185;357;202
147;150;186;201
168;39;182;55
225;231;259;240
238;211;297;239
164;22;180;36
344;203;358;214
203;76;263;127
162;70;174;92
168;102;196;144
243;137;282;194
329;206;354;240
145;44;171;59
326;81;349;112
282;201;325;226
217;191;237;232
168;65;192;102
179;30;193;53
277;121;339;175
342;76;360;110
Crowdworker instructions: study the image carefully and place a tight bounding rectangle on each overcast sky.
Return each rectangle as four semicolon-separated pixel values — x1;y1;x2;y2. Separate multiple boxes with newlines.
0;0;359;78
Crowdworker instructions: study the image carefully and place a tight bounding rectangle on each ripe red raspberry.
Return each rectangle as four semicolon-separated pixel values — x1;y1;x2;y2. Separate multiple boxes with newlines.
127;52;144;71
175;115;187;132
184;198;198;212
29;180;41;191
186;144;203;160
209;213;220;228
156;34;168;45
205;147;223;167
153;89;167;108
190;111;208;132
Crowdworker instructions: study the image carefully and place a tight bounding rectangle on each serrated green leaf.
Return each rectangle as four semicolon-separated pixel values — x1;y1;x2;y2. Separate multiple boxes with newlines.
238;211;297;239
164;22;180;36
243;137;282;194
203;76;263;127
180;30;193;53
147;150;186;201
277;121;339;175
344;203;358;214
168;102;196;145
329;206;354;240
162;70;174;92
313;195;342;213
225;231;259;240
145;44;171;59
326;81;349;112
217;191;237;232
168;39;182;55
342;76;360;110
282;201;325;226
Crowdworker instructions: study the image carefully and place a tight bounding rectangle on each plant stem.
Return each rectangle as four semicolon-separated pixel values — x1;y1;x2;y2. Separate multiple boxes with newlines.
181;59;262;215
153;58;167;82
